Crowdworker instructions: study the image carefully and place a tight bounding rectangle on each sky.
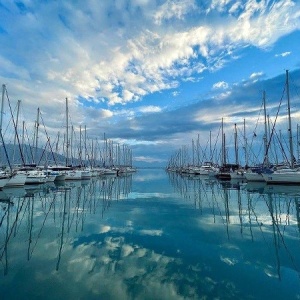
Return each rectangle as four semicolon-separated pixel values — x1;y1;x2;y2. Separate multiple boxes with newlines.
0;0;300;167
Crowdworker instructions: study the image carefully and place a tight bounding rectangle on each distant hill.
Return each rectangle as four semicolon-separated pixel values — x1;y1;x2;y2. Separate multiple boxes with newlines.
0;143;90;168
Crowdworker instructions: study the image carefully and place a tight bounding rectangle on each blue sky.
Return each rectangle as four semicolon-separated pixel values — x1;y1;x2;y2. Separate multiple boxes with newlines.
0;0;300;167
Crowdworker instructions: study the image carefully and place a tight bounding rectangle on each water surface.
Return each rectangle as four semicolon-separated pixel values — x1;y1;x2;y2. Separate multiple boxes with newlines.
1;169;300;299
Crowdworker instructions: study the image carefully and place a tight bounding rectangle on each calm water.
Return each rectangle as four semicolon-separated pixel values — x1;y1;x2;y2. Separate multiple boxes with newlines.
1;169;300;299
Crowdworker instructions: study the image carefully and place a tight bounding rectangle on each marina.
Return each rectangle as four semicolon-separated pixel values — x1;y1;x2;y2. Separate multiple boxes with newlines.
1;168;300;299
167;70;300;186
1;2;300;299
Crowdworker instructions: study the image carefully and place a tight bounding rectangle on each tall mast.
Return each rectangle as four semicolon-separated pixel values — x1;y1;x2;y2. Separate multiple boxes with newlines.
263;91;269;166
70;125;74;165
0;85;12;170
192;139;195;166
0;84;5;133
79;125;82;165
286;70;294;168
104;133;107;167
65;98;69;166
12;100;21;164
84;125;87;166
22;121;25;161
91;139;94;167
197;134;200;165
243;119;248;166
297;124;300;162
0;85;5;166
210;130;212;162
35;107;40;164
234;123;238;165
221;118;226;165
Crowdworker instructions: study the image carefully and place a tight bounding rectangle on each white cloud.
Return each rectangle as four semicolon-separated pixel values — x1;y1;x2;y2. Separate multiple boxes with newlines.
154;0;197;25
100;108;114;118
213;81;229;89
1;0;299;110
209;0;234;13
139;106;162;113
275;51;291;57
233;0;299;47
250;72;264;79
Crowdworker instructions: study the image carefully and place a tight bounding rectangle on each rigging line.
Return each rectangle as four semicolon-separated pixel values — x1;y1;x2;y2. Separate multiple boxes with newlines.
30;193;57;257
248;139;263;166
201;137;210;162
2;101;18;139
264;194;300;278
37;137;50;166
249;99;264;151
270;122;291;165
210;121;222;163
39;112;57;164
289;73;300;101
0;197;27;260
23;122;35;164
4;88;25;165
0;131;12;171
264;85;287;166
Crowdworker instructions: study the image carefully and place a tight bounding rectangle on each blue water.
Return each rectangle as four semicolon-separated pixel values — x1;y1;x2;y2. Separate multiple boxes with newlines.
1;169;300;299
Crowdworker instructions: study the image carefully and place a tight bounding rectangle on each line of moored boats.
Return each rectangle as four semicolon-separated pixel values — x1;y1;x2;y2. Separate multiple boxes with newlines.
166;161;300;185
0;165;137;189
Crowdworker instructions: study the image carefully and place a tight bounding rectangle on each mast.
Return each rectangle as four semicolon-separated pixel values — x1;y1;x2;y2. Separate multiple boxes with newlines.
22;121;25;161
0;84;5;132
0;85;5;166
210;130;212;162
243;119;248;166
286;70;294;168
234;123;238;165
84;125;87;167
55;131;60;164
91;138;94;168
221;118;226;165
192;139;195;166
35;107;40;164
79;125;82;165
0;85;12;170
197;134;200;166
65;98;69;166
70;125;74;165
297;124;300;162
263;91;269;167
104;133;107;167
12;100;21;164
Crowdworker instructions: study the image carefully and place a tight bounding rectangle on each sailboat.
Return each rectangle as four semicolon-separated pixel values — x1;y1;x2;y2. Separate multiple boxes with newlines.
215;118;240;180
245;91;271;182
0;85;27;187
63;98;82;180
262;70;300;184
229;123;246;180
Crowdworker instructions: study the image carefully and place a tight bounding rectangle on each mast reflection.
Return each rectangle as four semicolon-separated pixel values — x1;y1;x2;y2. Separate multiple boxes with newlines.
0;174;133;274
168;172;300;279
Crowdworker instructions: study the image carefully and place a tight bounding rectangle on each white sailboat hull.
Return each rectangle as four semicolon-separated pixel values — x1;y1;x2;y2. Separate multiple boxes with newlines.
6;173;27;187
262;171;300;184
244;172;264;182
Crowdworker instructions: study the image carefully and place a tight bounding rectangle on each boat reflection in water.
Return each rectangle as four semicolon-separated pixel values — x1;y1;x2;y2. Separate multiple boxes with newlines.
168;171;300;295
0;174;132;275
1;169;300;299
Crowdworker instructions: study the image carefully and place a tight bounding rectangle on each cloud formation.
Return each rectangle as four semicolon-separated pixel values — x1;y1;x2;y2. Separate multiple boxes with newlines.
1;0;299;106
0;0;299;166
